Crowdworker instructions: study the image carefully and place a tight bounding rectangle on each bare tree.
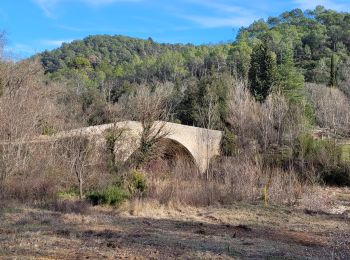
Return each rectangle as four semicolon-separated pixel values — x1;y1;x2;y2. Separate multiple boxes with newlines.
227;81;262;152
227;80;295;153
260;92;288;149
196;95;220;179
306;83;350;136
116;83;174;168
56;134;96;199
0;59;61;187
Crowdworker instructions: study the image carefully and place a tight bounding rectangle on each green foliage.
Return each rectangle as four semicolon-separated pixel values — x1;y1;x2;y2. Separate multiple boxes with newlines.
238;7;350;85
178;72;232;128
228;41;252;79
294;133;340;163
127;170;147;195
248;39;277;102
69;57;91;69
86;170;147;206
38;35;229;89
40;122;57;136
220;128;236;156
104;129;124;173
303;101;316;126
294;133;350;185
35;7;350;136
38;8;350;90
341;145;350;163
87;185;129;206
58;189;80;199
275;45;305;103
329;53;337;87
80;88;110;125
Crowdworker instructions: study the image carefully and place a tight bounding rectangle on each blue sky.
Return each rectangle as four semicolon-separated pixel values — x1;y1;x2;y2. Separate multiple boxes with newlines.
1;0;350;58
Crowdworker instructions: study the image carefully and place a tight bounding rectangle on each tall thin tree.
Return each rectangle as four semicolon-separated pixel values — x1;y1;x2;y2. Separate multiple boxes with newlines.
329;53;337;88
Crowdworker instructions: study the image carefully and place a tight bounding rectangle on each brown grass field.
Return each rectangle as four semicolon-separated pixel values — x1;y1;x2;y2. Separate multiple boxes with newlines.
0;187;349;259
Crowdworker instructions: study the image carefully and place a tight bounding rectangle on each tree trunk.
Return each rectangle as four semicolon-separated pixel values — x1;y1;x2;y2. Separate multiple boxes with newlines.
79;171;83;200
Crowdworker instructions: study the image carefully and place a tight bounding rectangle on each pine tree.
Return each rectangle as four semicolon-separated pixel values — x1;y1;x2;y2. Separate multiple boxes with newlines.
329;53;337;88
248;40;277;102
276;45;304;103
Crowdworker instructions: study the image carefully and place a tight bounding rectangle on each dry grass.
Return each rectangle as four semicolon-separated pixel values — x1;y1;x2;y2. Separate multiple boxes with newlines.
145;156;306;207
0;187;349;259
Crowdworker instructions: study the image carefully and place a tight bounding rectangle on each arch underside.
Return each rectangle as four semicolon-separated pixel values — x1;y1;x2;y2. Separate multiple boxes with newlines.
157;138;197;169
125;137;198;172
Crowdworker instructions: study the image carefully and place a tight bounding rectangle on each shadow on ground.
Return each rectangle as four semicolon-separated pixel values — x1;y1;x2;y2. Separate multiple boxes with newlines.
1;203;349;259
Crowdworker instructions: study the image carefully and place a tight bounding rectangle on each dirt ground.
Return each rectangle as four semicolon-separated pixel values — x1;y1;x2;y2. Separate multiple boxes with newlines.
0;187;349;259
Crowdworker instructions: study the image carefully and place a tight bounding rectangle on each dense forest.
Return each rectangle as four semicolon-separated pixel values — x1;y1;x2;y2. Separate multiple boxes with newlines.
36;6;350;132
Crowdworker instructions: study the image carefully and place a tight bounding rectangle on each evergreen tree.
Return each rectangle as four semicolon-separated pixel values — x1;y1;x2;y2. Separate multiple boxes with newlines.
248;39;277;102
276;44;305;103
329;53;337;87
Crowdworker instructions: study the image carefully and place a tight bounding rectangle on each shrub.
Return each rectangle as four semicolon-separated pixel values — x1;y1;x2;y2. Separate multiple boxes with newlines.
341;145;350;163
87;185;129;206
294;133;350;186
41;122;57;136
294;133;341;166
48;199;89;214
128;170;148;195
220;128;237;156
105;129;121;173
146;155;305;206
2;176;59;203
322;167;350;186
306;83;350;134
58;189;80;199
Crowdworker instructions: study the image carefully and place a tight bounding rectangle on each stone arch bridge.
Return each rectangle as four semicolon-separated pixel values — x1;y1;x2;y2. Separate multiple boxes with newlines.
23;121;223;172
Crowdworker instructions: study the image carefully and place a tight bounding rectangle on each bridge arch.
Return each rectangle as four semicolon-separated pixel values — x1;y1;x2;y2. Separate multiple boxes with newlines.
120;136;198;172
155;138;197;170
40;120;222;173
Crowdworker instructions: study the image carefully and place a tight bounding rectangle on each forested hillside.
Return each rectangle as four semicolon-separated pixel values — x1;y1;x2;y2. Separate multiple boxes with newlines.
235;6;350;92
40;5;350;88
37;6;350;130
39;35;229;84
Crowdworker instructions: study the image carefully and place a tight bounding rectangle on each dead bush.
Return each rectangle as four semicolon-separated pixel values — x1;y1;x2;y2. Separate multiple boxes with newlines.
145;154;306;207
2;175;59;203
48;199;90;214
266;168;305;205
227;81;305;154
210;156;262;202
299;187;335;213
306;83;350;135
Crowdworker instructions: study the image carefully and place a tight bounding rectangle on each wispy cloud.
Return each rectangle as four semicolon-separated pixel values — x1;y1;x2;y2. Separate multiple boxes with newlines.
41;39;73;47
33;0;59;18
179;0;260;28
182;15;255;28
185;0;251;14
294;0;350;11
84;0;141;5
33;0;142;18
